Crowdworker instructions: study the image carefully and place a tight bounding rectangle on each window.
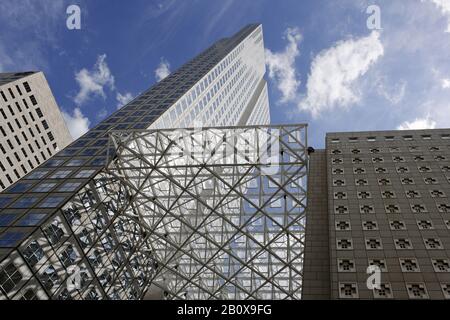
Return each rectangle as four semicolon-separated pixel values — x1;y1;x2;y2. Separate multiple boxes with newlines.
43;221;65;245
334;205;349;214
385;204;401;213
41;120;49;130
35;107;43;118
44;159;65;167
60;245;78;267
74;169;96;178
11;196;40;208
17;213;47;226
400;259;420;272
33;182;57;192
40;266;59;290
394;238;413;249
58;182;81;192
22;240;44;267
369;259;388;272
26;170;49;179
362;221;378;230
0;263;23;293
390;220;406;230
50;170;72;179
66;159;85;167
417;220;433;230
339;283;358;299
336;239;353;250
403;135;413;141
338;259;355;272
0;231;26;247
431;259;450;272
365;238;383;249
335;220;351;230
30;95;38;105
23;81;31;93
38;196;66;208
406;283;428;299
410;204;427;213
0;213;18;226
424;238;443;249
8;182;33;193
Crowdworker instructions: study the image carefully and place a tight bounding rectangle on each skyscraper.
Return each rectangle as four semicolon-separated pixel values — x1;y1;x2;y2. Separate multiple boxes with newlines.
0;24;272;300
303;129;450;300
0;72;72;192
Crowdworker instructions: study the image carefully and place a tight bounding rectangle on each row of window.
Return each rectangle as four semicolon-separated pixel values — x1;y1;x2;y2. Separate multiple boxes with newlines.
333;165;450;174
336;237;445;250
334;202;450;214
334;189;447;200
331;155;448;165
333;176;450;187
335;219;450;231
330;133;450;143
331;145;448;154
338;257;450;273
338;282;449;299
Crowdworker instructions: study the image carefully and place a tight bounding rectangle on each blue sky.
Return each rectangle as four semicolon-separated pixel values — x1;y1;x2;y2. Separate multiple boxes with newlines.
0;0;450;148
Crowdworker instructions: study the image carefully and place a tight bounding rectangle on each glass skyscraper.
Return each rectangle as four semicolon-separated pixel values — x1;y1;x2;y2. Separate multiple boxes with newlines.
0;24;273;300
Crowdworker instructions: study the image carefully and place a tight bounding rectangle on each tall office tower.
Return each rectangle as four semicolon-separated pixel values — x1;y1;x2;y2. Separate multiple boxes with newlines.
0;72;73;192
303;128;450;300
0;24;271;300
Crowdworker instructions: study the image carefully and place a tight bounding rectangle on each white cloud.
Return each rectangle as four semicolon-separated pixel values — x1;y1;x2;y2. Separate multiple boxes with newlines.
74;54;115;105
299;31;384;118
398;116;437;130
442;78;450;88
62;108;90;139
376;79;407;105
428;0;450;32
265;27;302;103
155;58;171;82
116;92;134;109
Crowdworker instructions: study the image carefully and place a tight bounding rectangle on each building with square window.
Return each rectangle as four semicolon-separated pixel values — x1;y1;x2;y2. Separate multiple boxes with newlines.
302;129;450;300
0;72;73;192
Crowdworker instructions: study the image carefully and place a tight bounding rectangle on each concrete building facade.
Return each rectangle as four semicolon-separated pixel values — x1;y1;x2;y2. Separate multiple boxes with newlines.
303;129;450;300
0;72;72;192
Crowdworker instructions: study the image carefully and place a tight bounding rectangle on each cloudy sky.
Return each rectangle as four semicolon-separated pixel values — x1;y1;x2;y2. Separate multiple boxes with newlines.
0;0;449;147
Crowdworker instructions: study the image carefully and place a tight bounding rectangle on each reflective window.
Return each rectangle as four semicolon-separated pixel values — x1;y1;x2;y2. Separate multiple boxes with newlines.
66;159;86;166
8;182;33;193
11;197;39;208
26;170;49;179
38;196;66;208
75;169;96;178
59;182;81;192
0;213;17;226
22;240;44;267
0;263;22;293
34;182;57;193
0;231;26;247
17;213;47;226
50;170;72;179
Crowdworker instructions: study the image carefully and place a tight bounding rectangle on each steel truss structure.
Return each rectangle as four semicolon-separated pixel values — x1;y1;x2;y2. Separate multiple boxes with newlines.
106;124;308;299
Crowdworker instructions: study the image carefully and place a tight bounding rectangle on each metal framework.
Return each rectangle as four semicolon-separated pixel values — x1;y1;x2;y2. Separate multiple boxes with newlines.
105;124;308;299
